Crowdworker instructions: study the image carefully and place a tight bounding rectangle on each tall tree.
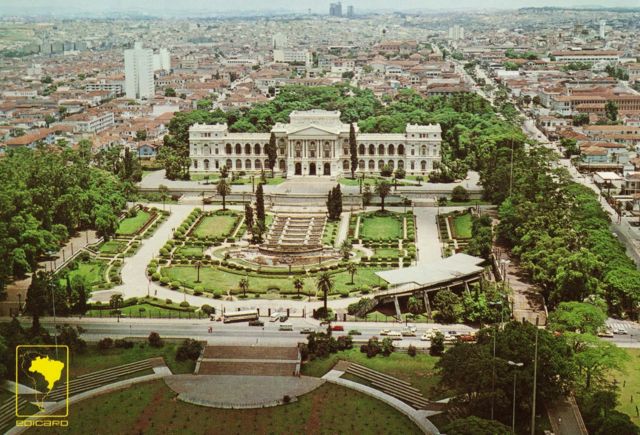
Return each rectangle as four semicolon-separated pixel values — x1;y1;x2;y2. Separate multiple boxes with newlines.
548;301;607;335
316;272;334;314
216;179;231;210
238;277;249;297
255;183;265;225
294;277;304;298
346;262;358;284
244;204;254;237
375;181;391;212
25;271;53;332
266;132;278;177
349;123;358;178
95;204;119;241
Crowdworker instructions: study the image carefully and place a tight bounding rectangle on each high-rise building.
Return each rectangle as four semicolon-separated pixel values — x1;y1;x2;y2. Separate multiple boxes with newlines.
124;42;155;100
599;20;606;39
153;48;171;72
448;25;465;41
347;5;354;18
329;2;342;17
272;33;288;49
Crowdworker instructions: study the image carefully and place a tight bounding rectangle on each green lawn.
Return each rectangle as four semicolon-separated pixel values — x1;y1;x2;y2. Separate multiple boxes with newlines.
374;248;402;258
301;348;442;399
99;240;129;255
192;213;238;239
452;213;472;239
360;212;404;240
615;348;640;426
29;381;421;435
61;260;108;290
160;265;385;296
116;210;152;235
323;220;340;246
69;341;195;378
175;244;205;257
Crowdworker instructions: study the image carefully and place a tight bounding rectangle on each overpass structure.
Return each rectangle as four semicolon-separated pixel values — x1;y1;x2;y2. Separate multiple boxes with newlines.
374;253;487;319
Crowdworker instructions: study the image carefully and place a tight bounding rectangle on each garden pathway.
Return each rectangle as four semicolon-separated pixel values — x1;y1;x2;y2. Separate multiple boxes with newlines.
335;212;350;247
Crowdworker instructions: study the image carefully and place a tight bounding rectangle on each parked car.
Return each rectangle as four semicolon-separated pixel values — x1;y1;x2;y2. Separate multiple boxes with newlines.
420;333;431;341
443;334;458;343
401;329;416;337
300;328;314;334
248;320;264;327
278;323;293;331
331;325;344;332
458;334;477;343
379;329;391;336
597;328;614;338
387;331;403;340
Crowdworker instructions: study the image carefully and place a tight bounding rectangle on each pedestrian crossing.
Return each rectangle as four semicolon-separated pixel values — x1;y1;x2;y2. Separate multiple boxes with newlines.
606;319;639;333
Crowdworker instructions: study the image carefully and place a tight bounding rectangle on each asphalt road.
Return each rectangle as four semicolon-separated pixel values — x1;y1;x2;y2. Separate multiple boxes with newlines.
27;316;476;348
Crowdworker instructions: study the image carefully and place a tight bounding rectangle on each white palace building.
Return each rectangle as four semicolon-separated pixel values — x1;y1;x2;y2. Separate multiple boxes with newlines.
188;110;442;177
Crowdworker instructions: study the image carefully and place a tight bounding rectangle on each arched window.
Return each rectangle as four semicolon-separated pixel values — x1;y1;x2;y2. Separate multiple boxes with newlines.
295;142;302;158
359;159;365;170
368;144;375;155
309;141;316;158
398;160;404;169
343;160;349;170
245;143;251;155
421;145;426;156
235;143;241;154
368;160;375;170
410;161;415;170
244;159;250;169
388;144;395;155
388;160;394;170
235;159;242;169
358;144;365;155
226;159;232;169
254;143;261;154
323;143;331;158
378;160;385;169
203;159;209;171
264;159;269;169
225;143;232;154
421;160;426;171
398;144;405;155
378;144;385;155
255;159;262;169
279;159;285;171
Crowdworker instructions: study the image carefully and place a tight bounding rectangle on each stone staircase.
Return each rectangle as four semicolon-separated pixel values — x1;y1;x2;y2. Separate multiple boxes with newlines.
261;214;327;254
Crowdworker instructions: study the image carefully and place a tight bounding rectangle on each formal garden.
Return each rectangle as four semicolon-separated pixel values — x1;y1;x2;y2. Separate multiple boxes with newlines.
353;210;417;268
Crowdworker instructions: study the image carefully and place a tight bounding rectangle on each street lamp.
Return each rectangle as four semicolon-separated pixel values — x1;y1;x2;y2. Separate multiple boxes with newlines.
488;300;504;420
195;260;202;283
508;360;524;433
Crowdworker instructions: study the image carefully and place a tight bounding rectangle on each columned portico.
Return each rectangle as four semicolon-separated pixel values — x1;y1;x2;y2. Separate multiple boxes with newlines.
188;109;442;177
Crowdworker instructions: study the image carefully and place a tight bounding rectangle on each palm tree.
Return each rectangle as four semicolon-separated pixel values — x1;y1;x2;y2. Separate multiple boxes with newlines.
346;262;358;285
316;272;334;314
238;277;249;298
375;180;391;212
293;277;304;298
216;179;231;210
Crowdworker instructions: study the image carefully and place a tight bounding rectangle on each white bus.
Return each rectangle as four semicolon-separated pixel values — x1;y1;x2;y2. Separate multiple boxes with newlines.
278;323;293;331
223;309;259;323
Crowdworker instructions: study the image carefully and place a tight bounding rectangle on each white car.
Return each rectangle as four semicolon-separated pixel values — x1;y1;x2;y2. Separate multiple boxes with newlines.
614;327;628;335
401;329;416;337
387;331;403;340
379;329;391;336
420;333;432;341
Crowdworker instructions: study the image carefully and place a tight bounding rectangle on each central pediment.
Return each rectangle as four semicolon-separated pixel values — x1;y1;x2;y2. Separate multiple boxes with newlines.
286;124;341;137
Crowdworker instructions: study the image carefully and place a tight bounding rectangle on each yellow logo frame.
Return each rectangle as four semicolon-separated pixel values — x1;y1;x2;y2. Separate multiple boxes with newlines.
15;345;70;418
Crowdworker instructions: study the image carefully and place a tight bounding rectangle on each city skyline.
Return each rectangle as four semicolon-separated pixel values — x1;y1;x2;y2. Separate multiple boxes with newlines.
2;0;640;17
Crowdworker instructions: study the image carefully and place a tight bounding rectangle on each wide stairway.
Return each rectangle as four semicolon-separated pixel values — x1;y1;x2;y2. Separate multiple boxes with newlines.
344;362;443;411
260;214;327;254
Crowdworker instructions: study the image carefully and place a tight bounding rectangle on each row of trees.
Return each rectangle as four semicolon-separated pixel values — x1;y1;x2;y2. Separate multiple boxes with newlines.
326;185;343;220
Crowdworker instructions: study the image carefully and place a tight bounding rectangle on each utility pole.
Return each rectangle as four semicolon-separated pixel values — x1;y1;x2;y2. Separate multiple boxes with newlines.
531;316;539;435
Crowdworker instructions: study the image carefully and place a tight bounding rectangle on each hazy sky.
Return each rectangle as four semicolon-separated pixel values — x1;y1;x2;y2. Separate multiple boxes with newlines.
2;0;638;16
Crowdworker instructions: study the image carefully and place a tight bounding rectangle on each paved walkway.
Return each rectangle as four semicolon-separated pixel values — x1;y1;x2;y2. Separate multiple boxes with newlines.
322;369;441;434
165;374;324;409
547;395;588;435
335;211;351;247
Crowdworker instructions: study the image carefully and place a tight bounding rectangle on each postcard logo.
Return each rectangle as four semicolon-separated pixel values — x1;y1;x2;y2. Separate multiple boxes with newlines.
15;345;69;418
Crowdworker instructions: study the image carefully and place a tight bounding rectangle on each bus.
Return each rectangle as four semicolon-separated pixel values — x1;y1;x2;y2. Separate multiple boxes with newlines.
278;323;293;331
222;309;259;323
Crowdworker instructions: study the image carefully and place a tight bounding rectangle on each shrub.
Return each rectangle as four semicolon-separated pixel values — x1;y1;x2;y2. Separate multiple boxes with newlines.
339;288;350;298
170;281;180;290
151;272;161;281
114;339;134;349
160;277;170;286
148;332;164;348
175;338;203;362
179;301;190;308
430;331;445;356
407;344;417;357
381;337;394;357
282;395;291;404
201;304;215;315
165;298;173;305
97;337;114;350
213;289;224;299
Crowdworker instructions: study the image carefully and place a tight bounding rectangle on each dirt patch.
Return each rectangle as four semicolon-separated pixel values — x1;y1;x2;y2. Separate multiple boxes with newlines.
304;385;327;435
131;383;166;433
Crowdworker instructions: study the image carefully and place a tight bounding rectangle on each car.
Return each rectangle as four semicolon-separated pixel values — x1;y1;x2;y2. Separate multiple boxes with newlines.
458;334;477;342
447;330;459;337
444;334;458;343
348;329;362;335
420;333;431;341
614;327;628;335
331;325;344;332
597;328;614;338
279;316;289;323
300;327;314;334
401;329;416;337
278;323;293;331
248;320;264;327
387;331;403;340
379;329;391;336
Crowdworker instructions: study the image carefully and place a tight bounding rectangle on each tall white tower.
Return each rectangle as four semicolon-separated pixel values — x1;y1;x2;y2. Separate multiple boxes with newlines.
599;20;606;39
124;42;155;100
